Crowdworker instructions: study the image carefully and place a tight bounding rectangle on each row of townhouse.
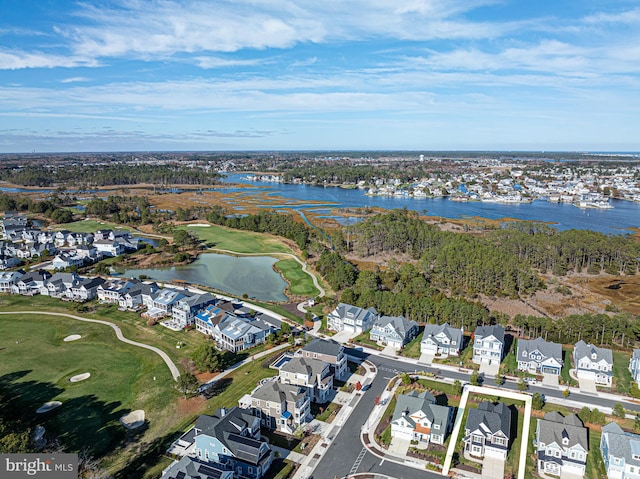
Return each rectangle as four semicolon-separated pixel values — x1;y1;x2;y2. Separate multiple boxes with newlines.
330;303;616;385
1;214;140;269
0;270;107;301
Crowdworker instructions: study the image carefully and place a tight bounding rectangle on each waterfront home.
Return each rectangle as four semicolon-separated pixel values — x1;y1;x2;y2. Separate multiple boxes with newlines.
390;390;453;446
118;282;160;310
97;278;140;304
93;239;124;257
195;305;226;335
298;338;348;380
630;350;640;383
536;412;588;478
327;302;378;334
40;272;81;297
278;356;333;403
212;315;274;353
238;380;311;435
11;270;51;295
573;340;613;387
420;323;464;357
68;277;106;302
160;456;233;479
463;402;512;460
74;244;99;262
171;292;217;328
516;337;563;376
369;315;418;349
472;325;505;366
0;270;23;292
188;408;273;479
601;422;640;479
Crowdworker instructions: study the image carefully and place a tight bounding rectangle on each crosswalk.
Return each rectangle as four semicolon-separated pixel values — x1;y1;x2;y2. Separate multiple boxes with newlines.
349;447;367;475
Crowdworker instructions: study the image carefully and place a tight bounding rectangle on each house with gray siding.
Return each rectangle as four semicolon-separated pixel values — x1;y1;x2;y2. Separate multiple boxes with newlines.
463;402;512;460
298;338;348;381
390;390;453;446
630;350;640;383
278;356;333;403
536;412;588;478
369;315;418;349
601;422;640;479
472;325;505;366
420;323;463;357
517;337;563;376
573;340;613;387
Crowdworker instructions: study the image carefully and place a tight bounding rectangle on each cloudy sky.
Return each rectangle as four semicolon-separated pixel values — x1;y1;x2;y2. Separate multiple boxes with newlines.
1;0;639;152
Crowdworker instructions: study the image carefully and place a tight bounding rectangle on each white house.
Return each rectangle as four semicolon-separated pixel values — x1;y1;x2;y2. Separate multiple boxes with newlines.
420;323;464;357
463;402;512;460
601;422;640;479
390;390;453;446
472;325;505;366
369;315;418;349
630;349;640;383
573;340;613;387
327;303;378;334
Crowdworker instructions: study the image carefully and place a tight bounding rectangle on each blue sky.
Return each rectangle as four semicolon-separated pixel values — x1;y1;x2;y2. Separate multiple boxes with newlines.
0;0;639;152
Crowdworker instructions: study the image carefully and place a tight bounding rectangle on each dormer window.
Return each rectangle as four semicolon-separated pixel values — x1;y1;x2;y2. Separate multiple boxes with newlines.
562;437;569;446
592;353;597;360
522;351;528;357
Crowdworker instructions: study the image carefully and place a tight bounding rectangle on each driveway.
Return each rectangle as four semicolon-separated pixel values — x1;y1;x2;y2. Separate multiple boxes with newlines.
542;373;559;388
381;344;398;357
387;436;411;456
332;330;358;344
578;377;598;394
482;455;505;479
418;352;435;365
479;361;500;376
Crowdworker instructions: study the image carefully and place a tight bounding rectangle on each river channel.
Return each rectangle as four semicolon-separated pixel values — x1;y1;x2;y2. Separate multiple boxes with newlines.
124;253;288;302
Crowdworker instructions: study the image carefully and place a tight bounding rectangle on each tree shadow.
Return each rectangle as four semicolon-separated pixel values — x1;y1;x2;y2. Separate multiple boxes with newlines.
0;371;142;457
200;377;233;399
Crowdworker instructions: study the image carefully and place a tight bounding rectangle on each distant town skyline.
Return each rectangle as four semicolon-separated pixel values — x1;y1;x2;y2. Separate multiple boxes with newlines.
1;0;639;153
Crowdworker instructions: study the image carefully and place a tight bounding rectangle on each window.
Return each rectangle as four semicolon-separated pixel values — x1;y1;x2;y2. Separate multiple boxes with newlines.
197;449;202;458
205;450;209;460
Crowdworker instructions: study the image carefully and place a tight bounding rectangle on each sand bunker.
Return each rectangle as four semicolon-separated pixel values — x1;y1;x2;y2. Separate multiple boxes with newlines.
36;401;62;413
186;223;210;227
70;373;91;382
120;410;145;429
63;334;81;342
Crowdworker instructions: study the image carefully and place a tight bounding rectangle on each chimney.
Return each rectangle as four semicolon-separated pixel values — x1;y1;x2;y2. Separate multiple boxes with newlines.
220;407;227;417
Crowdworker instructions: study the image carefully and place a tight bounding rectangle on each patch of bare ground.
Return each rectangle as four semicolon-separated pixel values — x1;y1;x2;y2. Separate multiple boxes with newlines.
175;396;207;416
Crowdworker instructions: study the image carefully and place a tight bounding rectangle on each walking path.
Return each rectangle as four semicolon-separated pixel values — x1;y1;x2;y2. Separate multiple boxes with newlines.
0;311;180;381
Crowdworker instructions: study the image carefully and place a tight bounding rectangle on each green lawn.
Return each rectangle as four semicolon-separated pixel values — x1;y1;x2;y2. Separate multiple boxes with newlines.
400;329;424;358
613;351;633;394
183;224;292;254
274;259;319;297
561;346;577;386
0;312;175;458
51;219;128;233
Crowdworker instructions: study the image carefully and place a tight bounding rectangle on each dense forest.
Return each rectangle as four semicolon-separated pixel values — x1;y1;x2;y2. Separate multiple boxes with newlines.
280;163;436;185
0;164;221;187
336;210;639;298
207;207;311;250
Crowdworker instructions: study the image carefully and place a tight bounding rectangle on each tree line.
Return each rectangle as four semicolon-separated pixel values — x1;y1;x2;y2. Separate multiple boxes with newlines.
0;164;221;187
335;210;639;298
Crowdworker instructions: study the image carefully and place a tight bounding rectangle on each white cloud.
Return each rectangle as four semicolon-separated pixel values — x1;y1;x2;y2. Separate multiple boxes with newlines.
61;76;91;83
0;49;98;70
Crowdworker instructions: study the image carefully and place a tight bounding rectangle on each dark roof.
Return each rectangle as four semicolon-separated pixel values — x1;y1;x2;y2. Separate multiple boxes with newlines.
303;338;343;357
466;402;511;438
162;456;231;479
474;325;505;342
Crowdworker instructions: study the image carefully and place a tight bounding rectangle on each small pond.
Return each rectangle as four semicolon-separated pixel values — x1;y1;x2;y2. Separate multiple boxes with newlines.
123;253;288;302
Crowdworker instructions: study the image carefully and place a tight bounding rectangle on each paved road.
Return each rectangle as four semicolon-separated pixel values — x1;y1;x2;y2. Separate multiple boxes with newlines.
312;349;640;479
0;311;181;380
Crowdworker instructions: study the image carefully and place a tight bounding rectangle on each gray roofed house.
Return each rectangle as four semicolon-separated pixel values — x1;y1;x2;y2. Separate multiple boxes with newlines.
573;340;613;387
299;338;348;380
464;402;512;460
536;412;588;478
370;315;419;349
191;407;273;479
279;356;333;403
517;337;563;376
172;292;218;328
420;323;464;357
213;315;274;353
161;456;233;479
390;390;453;445
601;422;640;479
238;380;311;434
630;349;640;383
472;325;505;366
327;302;378;334
0;270;23;292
